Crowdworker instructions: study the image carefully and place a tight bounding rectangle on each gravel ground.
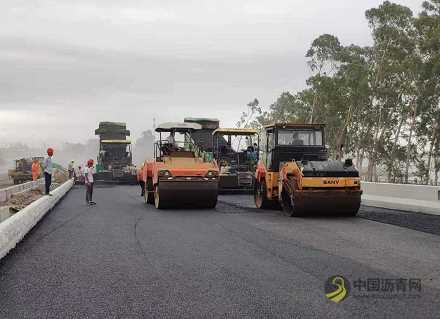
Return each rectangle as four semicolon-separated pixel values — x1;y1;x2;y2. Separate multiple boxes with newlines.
0;186;439;319
2;190;43;211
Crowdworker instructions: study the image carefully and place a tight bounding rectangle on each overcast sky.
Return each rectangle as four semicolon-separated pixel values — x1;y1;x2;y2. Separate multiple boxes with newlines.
0;0;422;145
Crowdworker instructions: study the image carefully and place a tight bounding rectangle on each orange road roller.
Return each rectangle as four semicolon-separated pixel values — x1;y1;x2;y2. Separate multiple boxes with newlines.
142;122;219;209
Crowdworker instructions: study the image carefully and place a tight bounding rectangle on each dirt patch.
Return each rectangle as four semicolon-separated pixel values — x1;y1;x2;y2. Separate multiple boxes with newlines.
3;189;44;212
53;170;69;184
0;174;67;214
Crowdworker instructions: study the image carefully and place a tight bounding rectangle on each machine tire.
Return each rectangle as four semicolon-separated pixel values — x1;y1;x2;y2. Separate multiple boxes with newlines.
281;188;305;217
254;179;277;209
205;197;218;209
280;189;294;217
145;178;154;204
344;209;359;217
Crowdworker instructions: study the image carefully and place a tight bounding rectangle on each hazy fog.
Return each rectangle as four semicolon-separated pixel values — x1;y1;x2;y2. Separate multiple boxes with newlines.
0;0;422;146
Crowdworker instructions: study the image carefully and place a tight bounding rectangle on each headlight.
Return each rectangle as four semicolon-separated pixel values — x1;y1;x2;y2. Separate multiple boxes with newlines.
159;170;172;177
206;170;218;177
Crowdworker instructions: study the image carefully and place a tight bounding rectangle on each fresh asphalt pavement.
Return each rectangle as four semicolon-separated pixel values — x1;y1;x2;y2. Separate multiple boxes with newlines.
1;185;439;319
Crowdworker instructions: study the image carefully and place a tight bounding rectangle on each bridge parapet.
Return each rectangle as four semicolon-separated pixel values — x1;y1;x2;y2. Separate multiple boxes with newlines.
0;179;73;260
362;182;440;215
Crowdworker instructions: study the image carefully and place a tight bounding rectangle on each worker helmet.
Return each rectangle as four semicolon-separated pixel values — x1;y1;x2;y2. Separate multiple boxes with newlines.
87;159;94;167
47;148;54;156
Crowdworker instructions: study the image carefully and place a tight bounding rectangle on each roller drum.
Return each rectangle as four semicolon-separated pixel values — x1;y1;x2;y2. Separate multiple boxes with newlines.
155;179;218;209
293;189;362;216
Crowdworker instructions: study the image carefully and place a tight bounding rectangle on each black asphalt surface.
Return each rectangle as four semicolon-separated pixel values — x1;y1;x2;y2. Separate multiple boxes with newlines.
220;194;440;237
1;185;440;319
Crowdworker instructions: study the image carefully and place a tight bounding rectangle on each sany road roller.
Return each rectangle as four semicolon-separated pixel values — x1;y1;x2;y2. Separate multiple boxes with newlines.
254;123;362;216
142;122;219;209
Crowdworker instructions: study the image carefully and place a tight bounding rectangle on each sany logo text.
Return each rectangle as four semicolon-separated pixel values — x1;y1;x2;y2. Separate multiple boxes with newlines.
323;180;340;185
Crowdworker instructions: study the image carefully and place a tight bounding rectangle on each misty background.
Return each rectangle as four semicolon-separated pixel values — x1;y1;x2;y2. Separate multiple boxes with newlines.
0;0;421;172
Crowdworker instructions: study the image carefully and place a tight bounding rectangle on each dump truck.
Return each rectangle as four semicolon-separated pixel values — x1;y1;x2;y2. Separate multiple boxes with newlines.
142;122;219;209
254;123;362;216
8;157;43;185
94;122;137;184
212;128;259;193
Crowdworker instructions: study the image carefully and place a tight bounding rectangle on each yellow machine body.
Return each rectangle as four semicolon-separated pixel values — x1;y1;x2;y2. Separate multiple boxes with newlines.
254;123;362;216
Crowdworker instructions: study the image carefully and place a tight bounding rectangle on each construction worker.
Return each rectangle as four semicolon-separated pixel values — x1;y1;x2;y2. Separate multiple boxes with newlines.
166;131;178;152
43;148;54;196
68;160;75;179
85;159;96;205
137;165;145;197
77;166;84;184
167;131;176;146
31;159;41;181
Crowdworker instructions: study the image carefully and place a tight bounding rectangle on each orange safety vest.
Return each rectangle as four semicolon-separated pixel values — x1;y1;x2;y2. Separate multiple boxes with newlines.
137;168;144;182
31;162;40;181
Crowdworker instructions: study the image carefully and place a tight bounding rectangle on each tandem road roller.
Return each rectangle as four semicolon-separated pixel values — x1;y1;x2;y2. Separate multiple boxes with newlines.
142;122;219;209
254;123;362;216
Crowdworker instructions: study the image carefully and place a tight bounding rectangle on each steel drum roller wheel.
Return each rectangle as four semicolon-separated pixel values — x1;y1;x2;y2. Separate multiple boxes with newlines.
154;183;166;209
254;179;278;209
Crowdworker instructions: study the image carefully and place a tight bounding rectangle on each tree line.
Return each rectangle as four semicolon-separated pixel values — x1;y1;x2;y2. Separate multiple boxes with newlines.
243;1;440;185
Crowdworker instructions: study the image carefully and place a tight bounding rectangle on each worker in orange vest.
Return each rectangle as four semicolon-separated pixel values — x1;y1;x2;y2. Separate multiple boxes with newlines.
137;165;145;197
31;159;41;181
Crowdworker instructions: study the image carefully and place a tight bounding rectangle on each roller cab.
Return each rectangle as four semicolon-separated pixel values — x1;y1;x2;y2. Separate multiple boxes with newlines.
143;122;219;209
254;123;362;216
212;128;259;193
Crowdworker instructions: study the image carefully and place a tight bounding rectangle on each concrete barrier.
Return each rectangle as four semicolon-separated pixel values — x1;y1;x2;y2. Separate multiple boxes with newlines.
362;182;440;216
0;206;12;223
0;179;73;260
0;179;44;203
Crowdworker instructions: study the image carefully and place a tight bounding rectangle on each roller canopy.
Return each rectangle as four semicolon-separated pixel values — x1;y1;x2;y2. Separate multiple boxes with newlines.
212;128;258;136
101;140;131;144
264;123;325;130
155;122;202;133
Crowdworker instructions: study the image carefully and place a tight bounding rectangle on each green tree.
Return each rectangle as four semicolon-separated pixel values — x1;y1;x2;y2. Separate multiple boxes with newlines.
247;1;440;185
415;0;440;184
